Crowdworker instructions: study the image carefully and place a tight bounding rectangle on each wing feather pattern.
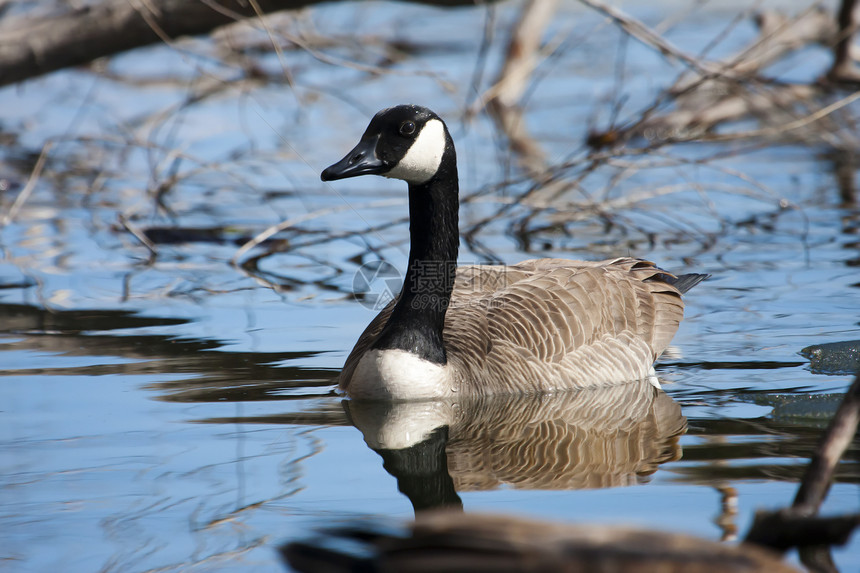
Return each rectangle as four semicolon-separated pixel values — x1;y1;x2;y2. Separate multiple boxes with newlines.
340;257;694;396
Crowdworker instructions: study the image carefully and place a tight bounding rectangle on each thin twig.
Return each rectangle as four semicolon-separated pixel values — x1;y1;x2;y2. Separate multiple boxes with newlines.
118;213;159;258
694;88;860;143
232;199;404;264
247;0;297;90
577;0;728;79
1;141;53;227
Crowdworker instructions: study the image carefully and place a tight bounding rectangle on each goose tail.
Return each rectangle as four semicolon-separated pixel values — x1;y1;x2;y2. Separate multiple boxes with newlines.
664;272;710;295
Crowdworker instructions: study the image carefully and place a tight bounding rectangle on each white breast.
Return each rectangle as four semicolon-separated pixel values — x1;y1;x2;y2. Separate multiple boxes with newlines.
350;348;452;400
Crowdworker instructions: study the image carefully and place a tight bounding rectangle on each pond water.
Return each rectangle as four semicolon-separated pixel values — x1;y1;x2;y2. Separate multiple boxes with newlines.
1;1;859;571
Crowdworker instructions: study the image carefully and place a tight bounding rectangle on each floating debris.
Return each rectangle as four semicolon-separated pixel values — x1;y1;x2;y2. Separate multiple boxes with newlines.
800;340;860;375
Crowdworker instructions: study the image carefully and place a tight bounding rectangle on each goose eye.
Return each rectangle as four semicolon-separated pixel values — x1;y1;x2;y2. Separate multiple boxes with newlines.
399;121;416;136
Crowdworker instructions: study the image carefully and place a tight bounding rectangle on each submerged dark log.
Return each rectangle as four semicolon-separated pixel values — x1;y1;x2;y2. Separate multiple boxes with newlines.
801;339;860;376
0;0;486;88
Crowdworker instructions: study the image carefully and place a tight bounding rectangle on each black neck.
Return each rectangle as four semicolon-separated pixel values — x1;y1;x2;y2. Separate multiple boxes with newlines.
371;136;459;364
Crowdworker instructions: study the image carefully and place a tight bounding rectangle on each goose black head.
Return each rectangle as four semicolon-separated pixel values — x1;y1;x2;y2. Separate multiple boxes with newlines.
321;105;449;185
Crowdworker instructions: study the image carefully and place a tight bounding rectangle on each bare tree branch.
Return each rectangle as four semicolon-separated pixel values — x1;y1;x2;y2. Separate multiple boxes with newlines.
0;0;489;88
745;371;860;551
792;371;860;515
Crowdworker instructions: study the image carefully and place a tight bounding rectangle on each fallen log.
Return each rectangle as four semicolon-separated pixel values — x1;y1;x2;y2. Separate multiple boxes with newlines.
0;0;485;88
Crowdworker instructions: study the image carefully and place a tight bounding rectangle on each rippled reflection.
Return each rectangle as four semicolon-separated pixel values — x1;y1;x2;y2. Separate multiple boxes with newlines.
346;380;686;511
0;302;336;399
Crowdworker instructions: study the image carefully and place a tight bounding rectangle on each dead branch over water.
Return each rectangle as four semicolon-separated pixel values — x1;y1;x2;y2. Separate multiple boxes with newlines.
488;0;860;153
411;0;856;272
0;0;492;88
744;371;860;568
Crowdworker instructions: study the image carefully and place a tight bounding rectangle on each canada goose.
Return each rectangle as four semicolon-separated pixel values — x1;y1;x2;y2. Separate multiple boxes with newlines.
322;104;707;400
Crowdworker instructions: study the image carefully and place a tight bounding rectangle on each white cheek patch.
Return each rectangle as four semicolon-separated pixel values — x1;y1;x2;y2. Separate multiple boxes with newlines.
384;119;446;184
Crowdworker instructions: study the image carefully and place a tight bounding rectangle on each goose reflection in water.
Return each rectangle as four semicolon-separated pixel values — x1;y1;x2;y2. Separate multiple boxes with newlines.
344;378;686;512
